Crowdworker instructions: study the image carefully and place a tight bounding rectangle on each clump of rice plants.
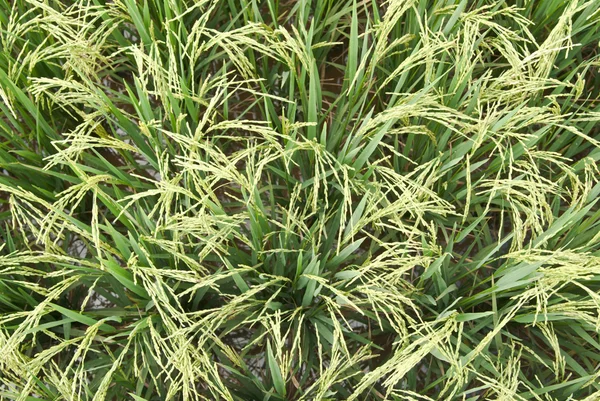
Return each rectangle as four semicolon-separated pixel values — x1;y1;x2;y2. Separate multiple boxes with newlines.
1;0;600;399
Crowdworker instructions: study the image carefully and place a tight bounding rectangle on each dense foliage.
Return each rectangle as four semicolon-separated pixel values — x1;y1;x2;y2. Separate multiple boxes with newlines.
1;0;600;400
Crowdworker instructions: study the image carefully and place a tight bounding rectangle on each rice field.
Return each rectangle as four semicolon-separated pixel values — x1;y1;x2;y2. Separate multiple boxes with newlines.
1;0;600;400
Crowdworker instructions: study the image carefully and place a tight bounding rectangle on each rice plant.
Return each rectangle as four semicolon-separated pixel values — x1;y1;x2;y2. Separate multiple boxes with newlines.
1;0;600;400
